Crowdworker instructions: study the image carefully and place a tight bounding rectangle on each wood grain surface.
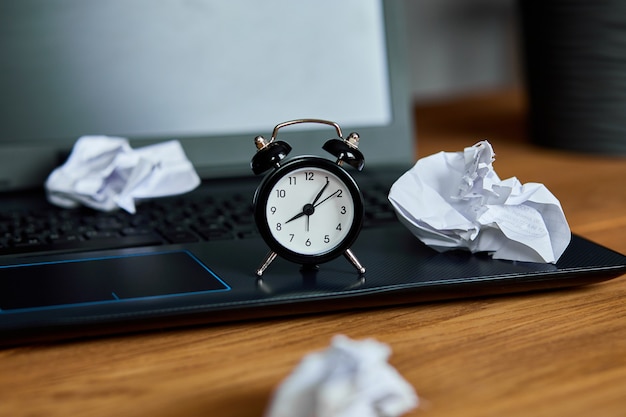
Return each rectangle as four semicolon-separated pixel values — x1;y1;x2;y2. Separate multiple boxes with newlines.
1;90;624;417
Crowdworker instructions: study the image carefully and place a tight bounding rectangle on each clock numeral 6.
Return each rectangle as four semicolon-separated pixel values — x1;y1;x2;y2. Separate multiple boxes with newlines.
305;239;312;247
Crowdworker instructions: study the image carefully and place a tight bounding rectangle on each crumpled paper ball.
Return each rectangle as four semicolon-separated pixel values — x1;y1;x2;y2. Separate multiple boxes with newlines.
388;140;571;263
45;135;200;214
264;335;418;417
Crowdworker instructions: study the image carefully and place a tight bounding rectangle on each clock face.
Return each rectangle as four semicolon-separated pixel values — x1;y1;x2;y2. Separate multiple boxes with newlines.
254;158;363;264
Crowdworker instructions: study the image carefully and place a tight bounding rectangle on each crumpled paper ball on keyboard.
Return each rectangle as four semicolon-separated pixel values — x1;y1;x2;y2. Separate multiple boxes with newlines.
264;335;418;417
45;135;200;214
388;140;571;263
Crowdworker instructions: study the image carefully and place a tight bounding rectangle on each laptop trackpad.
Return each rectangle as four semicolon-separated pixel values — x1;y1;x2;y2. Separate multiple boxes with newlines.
0;251;230;311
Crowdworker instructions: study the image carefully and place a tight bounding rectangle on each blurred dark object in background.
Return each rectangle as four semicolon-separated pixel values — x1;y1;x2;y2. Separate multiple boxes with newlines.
519;1;626;155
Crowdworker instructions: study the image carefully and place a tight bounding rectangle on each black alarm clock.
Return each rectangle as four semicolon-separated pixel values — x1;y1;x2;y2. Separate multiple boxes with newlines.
251;119;366;277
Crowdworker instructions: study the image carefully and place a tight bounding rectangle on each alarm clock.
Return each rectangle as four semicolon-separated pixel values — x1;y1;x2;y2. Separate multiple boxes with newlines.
251;119;366;277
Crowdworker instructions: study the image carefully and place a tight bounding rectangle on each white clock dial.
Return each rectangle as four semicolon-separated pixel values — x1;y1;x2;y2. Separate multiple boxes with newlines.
265;166;355;256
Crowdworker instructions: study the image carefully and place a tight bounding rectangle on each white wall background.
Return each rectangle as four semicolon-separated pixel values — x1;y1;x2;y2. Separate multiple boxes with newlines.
404;0;521;100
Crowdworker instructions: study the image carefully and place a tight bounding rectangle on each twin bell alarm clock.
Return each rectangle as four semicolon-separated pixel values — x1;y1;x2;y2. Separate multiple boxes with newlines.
250;119;366;277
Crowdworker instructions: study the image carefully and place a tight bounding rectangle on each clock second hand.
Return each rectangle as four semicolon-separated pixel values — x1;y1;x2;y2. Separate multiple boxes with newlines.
313;189;341;208
285;189;340;227
285;179;330;228
305;189;340;232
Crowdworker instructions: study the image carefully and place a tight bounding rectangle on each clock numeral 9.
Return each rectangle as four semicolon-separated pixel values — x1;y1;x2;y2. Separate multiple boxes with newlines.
270;206;277;215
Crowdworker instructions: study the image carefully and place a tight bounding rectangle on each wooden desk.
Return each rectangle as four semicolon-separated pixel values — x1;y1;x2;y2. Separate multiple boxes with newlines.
1;90;624;417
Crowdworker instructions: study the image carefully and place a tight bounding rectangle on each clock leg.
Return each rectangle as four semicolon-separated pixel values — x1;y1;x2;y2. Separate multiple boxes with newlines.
256;250;278;277
344;248;366;275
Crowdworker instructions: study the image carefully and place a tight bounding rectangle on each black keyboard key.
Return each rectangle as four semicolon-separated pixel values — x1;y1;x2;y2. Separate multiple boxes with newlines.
121;227;154;236
0;233;164;256
85;230;119;239
159;227;200;243
12;236;44;247
49;234;82;244
0;180;400;257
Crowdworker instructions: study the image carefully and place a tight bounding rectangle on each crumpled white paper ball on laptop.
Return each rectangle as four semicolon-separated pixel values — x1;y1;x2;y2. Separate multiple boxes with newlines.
264;335;418;417
388;140;571;263
45;135;200;214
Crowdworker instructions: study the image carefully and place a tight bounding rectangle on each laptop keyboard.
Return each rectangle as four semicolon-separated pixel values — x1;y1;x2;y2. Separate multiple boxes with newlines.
0;183;396;256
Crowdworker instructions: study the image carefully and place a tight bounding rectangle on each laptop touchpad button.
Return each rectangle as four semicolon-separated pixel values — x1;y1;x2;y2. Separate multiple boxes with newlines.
0;251;230;311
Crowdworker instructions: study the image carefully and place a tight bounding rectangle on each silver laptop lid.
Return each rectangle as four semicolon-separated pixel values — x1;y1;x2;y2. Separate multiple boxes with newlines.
0;0;412;191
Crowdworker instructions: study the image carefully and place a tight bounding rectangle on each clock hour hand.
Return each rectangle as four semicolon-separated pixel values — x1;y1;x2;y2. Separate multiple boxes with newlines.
285;210;306;224
285;206;310;232
285;203;315;224
284;179;330;228
285;178;330;224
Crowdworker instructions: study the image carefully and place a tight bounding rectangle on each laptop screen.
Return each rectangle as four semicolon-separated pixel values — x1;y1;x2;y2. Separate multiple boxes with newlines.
0;0;412;191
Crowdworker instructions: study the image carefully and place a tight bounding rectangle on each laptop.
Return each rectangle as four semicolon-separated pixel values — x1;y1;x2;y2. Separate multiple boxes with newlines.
1;0;624;347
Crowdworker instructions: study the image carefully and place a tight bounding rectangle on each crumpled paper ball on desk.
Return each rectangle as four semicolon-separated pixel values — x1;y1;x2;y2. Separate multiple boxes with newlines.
45;135;200;214
265;335;418;417
388;140;571;263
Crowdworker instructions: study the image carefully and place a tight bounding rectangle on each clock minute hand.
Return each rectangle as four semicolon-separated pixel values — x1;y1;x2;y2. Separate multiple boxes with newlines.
314;189;341;208
285;179;330;226
285;180;331;226
311;178;330;206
